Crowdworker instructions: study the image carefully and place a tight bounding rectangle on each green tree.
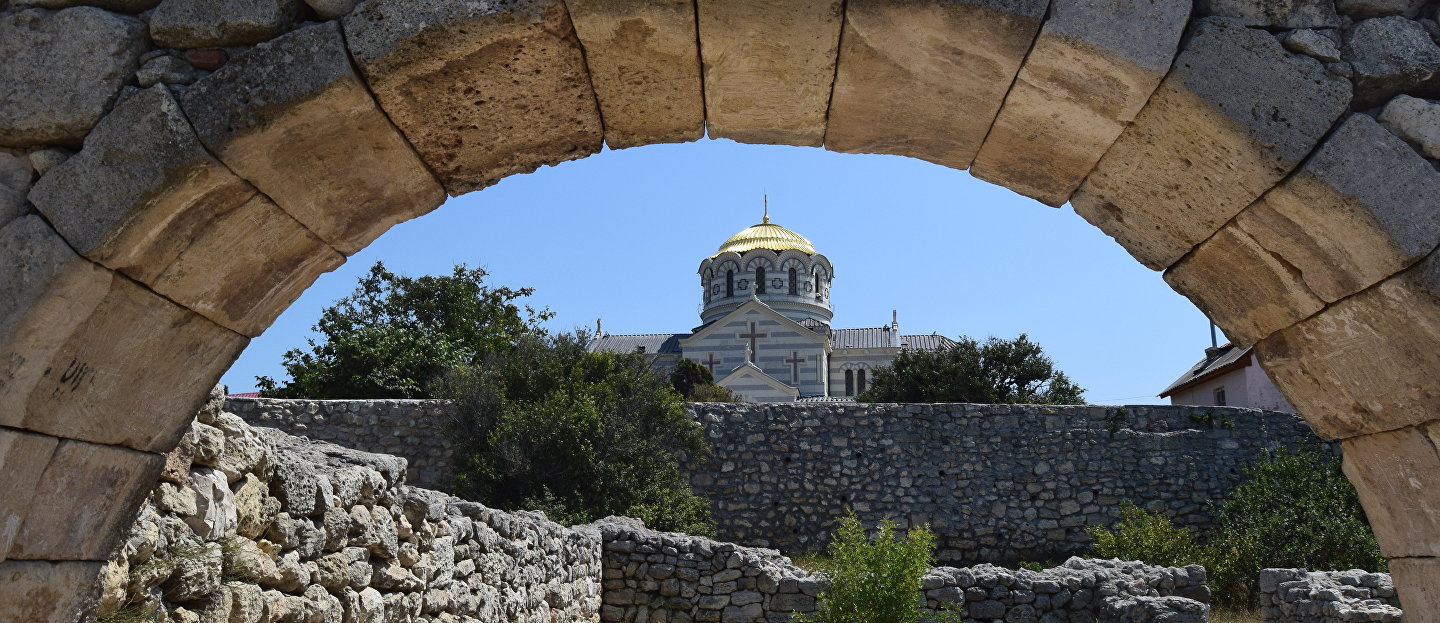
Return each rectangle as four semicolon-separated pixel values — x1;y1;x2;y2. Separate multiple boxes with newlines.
436;331;715;535
797;513;960;623
858;334;1084;404
669;358;739;402
257;261;549;399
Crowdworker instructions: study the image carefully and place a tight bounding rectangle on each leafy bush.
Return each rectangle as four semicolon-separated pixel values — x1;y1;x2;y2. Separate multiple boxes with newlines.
668;358;740;402
859;334;1084;404
796;514;959;623
437;331;715;535
1087;502;1201;569
1085;447;1384;608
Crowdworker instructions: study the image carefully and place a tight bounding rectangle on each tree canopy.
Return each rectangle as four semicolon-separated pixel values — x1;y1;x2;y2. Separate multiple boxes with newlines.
436;331;715;534
256;261;550;399
858;334;1085;404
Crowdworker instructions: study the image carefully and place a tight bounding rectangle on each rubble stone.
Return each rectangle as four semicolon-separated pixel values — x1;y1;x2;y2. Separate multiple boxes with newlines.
149;0;301;48
1343;16;1440;109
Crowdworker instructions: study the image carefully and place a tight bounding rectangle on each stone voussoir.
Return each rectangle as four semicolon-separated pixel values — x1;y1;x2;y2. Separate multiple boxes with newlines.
567;0;704;149
697;0;842;146
343;0;603;195
826;0;1049;171
1072;16;1352;271
1340;425;1440;558
970;0;1191;206
31;85;344;338
0;429;61;564
0;216;248;453
1256;247;1440;439
181;20;445;256
1389;557;1440;621
0;7;148;148
0;560;106;623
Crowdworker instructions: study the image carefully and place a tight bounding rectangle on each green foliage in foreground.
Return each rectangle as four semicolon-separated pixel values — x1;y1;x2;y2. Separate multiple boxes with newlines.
796;514;960;623
859;334;1084;404
1086;447;1384;608
437;331;715;535
258;262;549;399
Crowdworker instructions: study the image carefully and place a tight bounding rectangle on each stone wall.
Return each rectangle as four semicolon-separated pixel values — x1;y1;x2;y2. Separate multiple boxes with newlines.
227;397;454;489
687;402;1324;565
1259;569;1402;623
98;390;601;623
591;515;1210;623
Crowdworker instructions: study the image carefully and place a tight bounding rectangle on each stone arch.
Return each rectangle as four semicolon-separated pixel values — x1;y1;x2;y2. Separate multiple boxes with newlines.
3;0;1440;618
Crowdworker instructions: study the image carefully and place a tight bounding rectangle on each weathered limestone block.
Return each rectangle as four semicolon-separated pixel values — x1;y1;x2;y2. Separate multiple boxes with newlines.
1338;0;1427;18
8;439;165;560
186;467;238;540
0;217;248;452
31;86;344;337
149;0;301;48
696;0;842;146
1073;17;1351;270
827;0;1047;172
0;8;148;147
305;0;362;19
1256;250;1440;439
970;0;1190;206
1166;114;1440;344
163;542;223;601
566;0;704;148
344;0;603;195
1344;16;1440;109
0;429;60;564
1390;557;1440;621
1340;426;1440;557
1283;29;1342;62
136;55;199;88
181;21;444;256
0;560;105;623
1164;226;1324;347
1197;0;1344;28
1379;94;1440;159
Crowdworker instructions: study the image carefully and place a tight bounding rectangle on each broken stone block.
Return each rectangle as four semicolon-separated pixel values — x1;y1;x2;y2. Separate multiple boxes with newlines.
696;0;842;146
181;21;445;255
1072;17;1351;270
149;0;301;48
344;0;603;195
1343;16;1440;109
0;7;147;147
828;0;1049;171
567;0;704;148
970;0;1190;206
1378;94;1440;159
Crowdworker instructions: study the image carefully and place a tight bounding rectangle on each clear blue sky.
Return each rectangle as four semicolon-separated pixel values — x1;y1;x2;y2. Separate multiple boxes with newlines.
220;138;1224;404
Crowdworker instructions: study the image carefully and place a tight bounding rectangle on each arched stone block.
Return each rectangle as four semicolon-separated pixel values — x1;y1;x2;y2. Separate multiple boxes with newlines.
1340;426;1440;558
1166;113;1440;345
30;86;344;337
1390;558;1440;622
1072;17;1351;270
826;0;1047;170
343;0;603;195
0;429;59;563
0;216;247;453
567;0;704;149
6;439;164;560
179;21;446;256
1256;249;1440;439
696;0;842;146
970;0;1190;206
0;560;104;623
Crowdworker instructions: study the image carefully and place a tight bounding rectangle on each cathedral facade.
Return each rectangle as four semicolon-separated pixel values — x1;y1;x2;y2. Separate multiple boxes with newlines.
587;214;955;402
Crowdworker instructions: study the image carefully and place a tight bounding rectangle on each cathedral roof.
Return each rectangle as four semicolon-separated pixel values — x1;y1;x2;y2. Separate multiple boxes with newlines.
587;333;686;355
832;328;959;350
713;216;817;256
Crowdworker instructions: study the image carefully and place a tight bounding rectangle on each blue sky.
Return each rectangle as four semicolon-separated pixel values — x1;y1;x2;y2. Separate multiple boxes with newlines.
220;138;1223;404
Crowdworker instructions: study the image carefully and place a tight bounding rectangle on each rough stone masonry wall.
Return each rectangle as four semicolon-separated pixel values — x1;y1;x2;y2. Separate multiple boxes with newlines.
1259;569;1403;623
687;402;1324;565
227;397;454;490
97;388;601;623
592;515;1210;623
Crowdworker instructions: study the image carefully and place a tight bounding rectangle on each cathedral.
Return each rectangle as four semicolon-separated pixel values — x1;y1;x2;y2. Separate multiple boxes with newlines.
587;209;955;402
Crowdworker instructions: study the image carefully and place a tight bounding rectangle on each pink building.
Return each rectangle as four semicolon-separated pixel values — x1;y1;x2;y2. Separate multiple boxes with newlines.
1159;343;1295;413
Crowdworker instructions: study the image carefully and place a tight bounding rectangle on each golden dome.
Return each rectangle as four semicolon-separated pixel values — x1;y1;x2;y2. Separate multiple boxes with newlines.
714;216;817;256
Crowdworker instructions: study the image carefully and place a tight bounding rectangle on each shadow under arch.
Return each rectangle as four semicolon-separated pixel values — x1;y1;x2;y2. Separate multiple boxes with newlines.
3;0;1440;618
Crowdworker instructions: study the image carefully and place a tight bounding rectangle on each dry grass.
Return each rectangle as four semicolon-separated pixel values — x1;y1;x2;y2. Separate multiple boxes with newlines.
1209;606;1261;623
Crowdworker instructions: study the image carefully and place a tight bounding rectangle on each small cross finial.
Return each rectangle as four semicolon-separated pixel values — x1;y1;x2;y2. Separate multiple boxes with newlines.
763;195;769;224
